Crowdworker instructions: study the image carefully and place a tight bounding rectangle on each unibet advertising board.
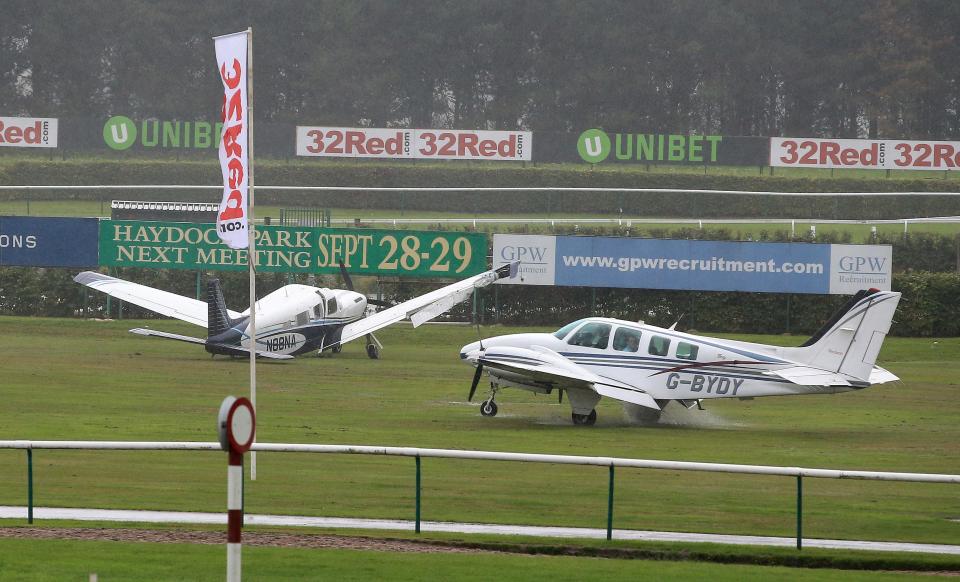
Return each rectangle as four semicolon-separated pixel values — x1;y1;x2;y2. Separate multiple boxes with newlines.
100;220;487;278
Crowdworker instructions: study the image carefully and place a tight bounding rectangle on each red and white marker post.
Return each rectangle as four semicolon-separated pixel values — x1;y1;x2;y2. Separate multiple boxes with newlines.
218;396;256;582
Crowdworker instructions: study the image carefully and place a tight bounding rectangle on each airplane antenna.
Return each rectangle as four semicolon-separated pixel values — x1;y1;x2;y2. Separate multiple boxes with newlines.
668;313;685;331
475;323;485;350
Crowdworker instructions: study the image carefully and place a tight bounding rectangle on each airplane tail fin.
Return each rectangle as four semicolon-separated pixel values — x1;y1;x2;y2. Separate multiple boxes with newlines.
207;279;233;339
791;289;900;382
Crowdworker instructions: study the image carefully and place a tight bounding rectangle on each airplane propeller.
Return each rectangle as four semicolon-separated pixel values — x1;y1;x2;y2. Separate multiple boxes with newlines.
468;363;484;402
338;262;392;308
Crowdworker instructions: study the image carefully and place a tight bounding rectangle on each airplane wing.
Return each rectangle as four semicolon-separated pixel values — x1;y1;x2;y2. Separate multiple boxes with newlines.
478;345;661;411
75;271;243;327
329;262;518;349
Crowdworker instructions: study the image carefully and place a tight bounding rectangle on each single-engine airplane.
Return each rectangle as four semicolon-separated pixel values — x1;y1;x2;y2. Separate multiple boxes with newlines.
460;288;900;425
76;261;517;360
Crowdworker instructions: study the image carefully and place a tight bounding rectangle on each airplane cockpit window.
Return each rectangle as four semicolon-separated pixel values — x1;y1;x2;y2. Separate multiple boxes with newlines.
296;311;309;326
553;319;587;340
327;297;338;314
648;335;671;357
613;328;643;352
676;341;699;360
567;322;611;349
313;304;323;319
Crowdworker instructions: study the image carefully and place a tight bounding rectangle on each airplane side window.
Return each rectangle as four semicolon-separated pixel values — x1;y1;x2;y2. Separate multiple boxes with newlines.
296;311;309;326
613;328;642;352
567;322;611;349
648;335;670;357
313;305;323;319
327;297;338;314
676;341;699;360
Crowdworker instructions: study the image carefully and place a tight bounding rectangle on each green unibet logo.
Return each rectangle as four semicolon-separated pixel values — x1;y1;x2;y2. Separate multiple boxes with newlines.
577;129;611;163
102;116;222;150
104;116;137;150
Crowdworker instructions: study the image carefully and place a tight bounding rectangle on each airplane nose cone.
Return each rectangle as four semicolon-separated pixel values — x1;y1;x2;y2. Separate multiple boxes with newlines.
460;340;481;361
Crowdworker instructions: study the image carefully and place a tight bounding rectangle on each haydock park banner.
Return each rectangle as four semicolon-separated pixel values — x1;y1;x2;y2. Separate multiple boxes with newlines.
532;128;769;165
0;217;98;267
100;220;488;278
771;136;960;171
296;126;532;161
0;117;58;148
493;234;891;295
214;31;249;249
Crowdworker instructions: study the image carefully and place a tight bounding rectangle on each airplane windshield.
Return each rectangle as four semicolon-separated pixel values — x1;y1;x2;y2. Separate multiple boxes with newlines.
553;319;586;340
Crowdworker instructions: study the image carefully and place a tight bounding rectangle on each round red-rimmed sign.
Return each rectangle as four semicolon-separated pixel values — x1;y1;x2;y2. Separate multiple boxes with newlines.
218;396;256;454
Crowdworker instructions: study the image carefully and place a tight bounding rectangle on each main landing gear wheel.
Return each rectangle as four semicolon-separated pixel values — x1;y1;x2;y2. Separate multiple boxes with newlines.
331;344;342;354
480;399;499;417
366;343;380;359
571;409;597;426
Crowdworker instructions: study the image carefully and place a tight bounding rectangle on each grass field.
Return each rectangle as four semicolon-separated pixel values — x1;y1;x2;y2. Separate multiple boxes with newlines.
1;199;958;240
0;536;942;582
0;316;958;550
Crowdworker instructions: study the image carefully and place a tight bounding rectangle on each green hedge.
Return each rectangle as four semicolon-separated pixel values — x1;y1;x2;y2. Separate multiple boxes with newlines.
3;267;959;337
4;159;960;219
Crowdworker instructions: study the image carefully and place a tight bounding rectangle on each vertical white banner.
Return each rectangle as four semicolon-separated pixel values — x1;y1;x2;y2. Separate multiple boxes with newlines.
214;32;249;249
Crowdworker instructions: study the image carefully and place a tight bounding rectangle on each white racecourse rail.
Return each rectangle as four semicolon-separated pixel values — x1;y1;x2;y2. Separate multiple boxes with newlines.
2;440;959;482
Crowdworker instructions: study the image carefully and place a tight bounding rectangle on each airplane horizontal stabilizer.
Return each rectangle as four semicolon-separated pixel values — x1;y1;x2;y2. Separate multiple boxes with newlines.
765;365;852;386
130;327;207;344
129;327;292;360
869;365;899;385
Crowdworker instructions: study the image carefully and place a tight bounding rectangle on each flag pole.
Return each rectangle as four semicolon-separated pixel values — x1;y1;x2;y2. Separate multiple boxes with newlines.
245;26;257;481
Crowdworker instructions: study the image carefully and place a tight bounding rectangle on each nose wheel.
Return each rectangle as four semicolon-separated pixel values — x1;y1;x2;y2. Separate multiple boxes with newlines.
480;399;499;417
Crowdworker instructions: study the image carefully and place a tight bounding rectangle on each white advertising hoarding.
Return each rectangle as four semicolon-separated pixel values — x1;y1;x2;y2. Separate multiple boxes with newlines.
771;136;960;171
296;126;531;161
0;117;58;148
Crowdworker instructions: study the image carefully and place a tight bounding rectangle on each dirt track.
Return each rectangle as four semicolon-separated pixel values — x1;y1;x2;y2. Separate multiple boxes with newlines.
0;527;496;554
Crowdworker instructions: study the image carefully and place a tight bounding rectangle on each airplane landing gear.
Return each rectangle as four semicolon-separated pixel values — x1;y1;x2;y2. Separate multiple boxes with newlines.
480;399;499;417
366;343;380;359
572;409;597;426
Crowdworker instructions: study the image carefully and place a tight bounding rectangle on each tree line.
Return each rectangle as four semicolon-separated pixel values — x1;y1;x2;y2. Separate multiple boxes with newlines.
3;0;958;139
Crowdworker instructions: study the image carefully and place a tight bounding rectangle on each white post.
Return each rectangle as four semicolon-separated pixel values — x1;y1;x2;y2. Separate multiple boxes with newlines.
227;451;243;581
245;27;257;481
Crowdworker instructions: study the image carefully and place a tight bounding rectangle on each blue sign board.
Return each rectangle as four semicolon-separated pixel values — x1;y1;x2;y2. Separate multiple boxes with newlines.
0;216;100;267
494;234;892;295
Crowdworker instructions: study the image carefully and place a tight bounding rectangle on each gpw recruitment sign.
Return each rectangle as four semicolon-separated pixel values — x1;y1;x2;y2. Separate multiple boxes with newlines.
493;234;891;295
99;220;487;278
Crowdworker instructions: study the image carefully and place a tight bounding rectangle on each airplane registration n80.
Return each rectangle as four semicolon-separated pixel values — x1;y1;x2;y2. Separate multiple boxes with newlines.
461;289;900;425
75;261;517;360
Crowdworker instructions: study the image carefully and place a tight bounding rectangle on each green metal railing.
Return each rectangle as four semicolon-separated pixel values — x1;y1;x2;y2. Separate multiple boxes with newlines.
6;440;960;550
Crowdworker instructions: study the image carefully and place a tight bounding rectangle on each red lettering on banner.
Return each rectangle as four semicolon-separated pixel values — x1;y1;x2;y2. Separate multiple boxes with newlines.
220;59;241;89
914;144;932;167
227;158;244;189
820;141;840;165
934;144;955;168
459;133;478;156
222;124;243;157
367;137;384;155
221;90;242;123
346;131;366;154
219;190;244;220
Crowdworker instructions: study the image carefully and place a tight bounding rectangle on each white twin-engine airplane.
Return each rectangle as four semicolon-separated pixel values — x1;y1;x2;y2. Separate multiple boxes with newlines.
461;288;901;425
75;262;518;360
